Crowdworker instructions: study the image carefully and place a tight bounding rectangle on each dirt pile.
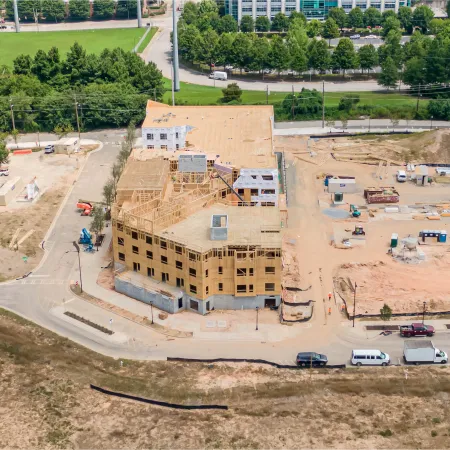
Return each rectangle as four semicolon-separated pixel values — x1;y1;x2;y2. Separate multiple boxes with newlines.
336;254;450;315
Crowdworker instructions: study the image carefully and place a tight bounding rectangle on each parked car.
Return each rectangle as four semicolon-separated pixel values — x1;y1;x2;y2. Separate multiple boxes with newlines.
296;352;328;367
400;323;435;338
44;144;55;154
319;70;327;75
366;34;377;39
404;340;447;365
332;69;340;74
396;170;407;182
0;168;9;176
351;349;390;366
350;34;361;40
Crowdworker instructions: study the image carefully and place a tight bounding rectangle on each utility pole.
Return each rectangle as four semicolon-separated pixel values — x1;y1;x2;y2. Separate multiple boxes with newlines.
266;85;269;105
172;0;180;91
416;84;421;112
13;0;20;32
291;85;294;120
322;80;325;129
137;0;142;28
10;100;15;131
74;96;81;140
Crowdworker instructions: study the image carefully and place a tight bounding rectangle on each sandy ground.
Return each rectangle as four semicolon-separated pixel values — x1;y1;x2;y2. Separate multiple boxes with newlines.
278;130;450;318
0;152;84;280
2;309;450;449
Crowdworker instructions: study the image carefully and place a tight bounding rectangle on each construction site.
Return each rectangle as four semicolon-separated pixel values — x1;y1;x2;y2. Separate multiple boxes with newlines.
111;101;287;315
276;129;450;319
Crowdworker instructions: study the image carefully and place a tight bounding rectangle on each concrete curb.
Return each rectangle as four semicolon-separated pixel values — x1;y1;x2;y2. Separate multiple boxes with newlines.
133;25;152;53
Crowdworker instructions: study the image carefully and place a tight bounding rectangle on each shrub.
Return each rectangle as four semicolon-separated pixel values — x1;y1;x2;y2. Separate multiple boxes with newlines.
379;429;393;437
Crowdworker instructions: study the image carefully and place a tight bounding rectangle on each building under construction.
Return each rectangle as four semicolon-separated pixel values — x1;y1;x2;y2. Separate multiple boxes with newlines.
111;101;285;314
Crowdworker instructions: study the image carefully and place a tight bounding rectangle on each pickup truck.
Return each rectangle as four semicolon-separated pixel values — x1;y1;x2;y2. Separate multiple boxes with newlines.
400;323;435;338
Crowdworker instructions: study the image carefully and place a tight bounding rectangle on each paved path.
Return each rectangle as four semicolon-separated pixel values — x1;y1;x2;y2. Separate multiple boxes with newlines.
1;129;450;366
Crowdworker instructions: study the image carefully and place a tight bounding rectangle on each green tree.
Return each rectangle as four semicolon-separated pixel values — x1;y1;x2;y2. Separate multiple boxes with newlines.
271;12;289;32
93;0;115;20
380;303;392;321
196;28;220;69
398;6;412;33
425;38;449;84
103;178;115;210
0;137;10;166
255;15;270;32
249;37;270;73
429;18;445;35
240;15;254;32
331;37;357;75
178;24;202;62
116;0;137;18
54;123;74;139
198;0;218;15
289;11;307;27
381;9;397;26
403;56;427;87
32;47;62;83
338;95;360;111
216;32;236;68
364;7;382;28
381;16;401;38
412;5;434;34
378;29;403;67
42;0;65;22
287;20;308;74
221;82;242;103
378;56;398;89
219;14;238;33
322;18;340;47
282;88;322;117
230;33;252;72
306;19;322;38
358;44;378;74
447;0;450;20
308;39;330;72
13;55;33;76
348;7;364;29
268;35;290;74
181;1;199;25
68;0;90;20
328;7;347;30
90;205;105;245
403;30;431;60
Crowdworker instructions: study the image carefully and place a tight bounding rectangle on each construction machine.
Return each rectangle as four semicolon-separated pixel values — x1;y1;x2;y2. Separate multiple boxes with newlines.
352;225;365;236
79;228;92;245
349;204;361;218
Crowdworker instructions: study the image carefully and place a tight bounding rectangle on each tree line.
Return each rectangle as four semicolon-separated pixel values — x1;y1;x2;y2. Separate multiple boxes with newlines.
4;0;139;22
0;43;164;132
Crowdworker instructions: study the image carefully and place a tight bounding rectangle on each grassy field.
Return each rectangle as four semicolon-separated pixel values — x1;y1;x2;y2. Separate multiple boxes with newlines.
136;27;157;53
0;28;149;68
162;79;426;109
1;307;450;448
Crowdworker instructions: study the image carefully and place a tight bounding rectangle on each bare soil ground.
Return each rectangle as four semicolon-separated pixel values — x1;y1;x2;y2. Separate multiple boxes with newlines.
2;308;450;449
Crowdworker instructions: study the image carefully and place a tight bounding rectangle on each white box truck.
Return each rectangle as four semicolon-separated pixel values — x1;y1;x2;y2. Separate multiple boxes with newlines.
403;340;448;365
209;71;227;81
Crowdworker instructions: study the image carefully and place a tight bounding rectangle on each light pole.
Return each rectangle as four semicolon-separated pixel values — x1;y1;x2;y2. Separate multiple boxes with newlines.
430;116;433;131
352;282;357;328
422;301;426;324
150;301;154;324
72;241;83;293
368;116;371;133
255;306;259;331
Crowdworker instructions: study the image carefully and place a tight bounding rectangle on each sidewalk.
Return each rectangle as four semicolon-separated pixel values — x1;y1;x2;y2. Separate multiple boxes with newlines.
76;225;308;343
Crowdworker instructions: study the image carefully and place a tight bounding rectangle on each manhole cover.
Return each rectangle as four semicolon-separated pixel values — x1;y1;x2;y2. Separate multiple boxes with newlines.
366;325;399;331
206;321;216;328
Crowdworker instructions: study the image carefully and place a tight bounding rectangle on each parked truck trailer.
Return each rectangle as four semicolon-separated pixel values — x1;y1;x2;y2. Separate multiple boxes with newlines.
403;340;448;365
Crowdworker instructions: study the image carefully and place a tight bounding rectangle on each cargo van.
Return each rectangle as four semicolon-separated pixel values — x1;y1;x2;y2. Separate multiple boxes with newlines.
209;71;227;81
396;170;407;182
351;349;390;366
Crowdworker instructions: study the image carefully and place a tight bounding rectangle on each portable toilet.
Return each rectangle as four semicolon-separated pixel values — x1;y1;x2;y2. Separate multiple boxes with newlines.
390;233;398;248
334;192;344;203
438;231;447;243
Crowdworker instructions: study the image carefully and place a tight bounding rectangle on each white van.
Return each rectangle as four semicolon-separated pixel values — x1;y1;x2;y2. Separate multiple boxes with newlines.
209;71;227;81
396;170;407;182
351;349;391;366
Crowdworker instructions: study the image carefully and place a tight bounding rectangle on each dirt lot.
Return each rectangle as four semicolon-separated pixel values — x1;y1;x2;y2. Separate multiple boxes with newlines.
0;152;84;280
1;308;450;449
277;130;450;317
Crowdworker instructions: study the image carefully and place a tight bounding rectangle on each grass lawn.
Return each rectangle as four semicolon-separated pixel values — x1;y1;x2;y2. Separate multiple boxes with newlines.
162;79;425;109
137;27;157;53
0;28;149;68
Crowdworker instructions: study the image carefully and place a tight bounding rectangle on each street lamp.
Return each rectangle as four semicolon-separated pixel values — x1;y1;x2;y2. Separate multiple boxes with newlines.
150;301;154;324
72;241;83;293
430;116;433;131
422;301;426;324
352;282;357;328
255;306;259;331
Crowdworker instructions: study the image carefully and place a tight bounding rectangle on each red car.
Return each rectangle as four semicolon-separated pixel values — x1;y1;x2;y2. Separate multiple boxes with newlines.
400;323;435;338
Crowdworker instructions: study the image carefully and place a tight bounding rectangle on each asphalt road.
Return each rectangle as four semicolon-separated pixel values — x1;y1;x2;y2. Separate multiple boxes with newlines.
1;129;450;366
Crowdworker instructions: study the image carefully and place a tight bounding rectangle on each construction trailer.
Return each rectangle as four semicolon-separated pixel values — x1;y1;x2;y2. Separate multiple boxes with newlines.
327;177;357;194
55;137;80;154
364;187;400;204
